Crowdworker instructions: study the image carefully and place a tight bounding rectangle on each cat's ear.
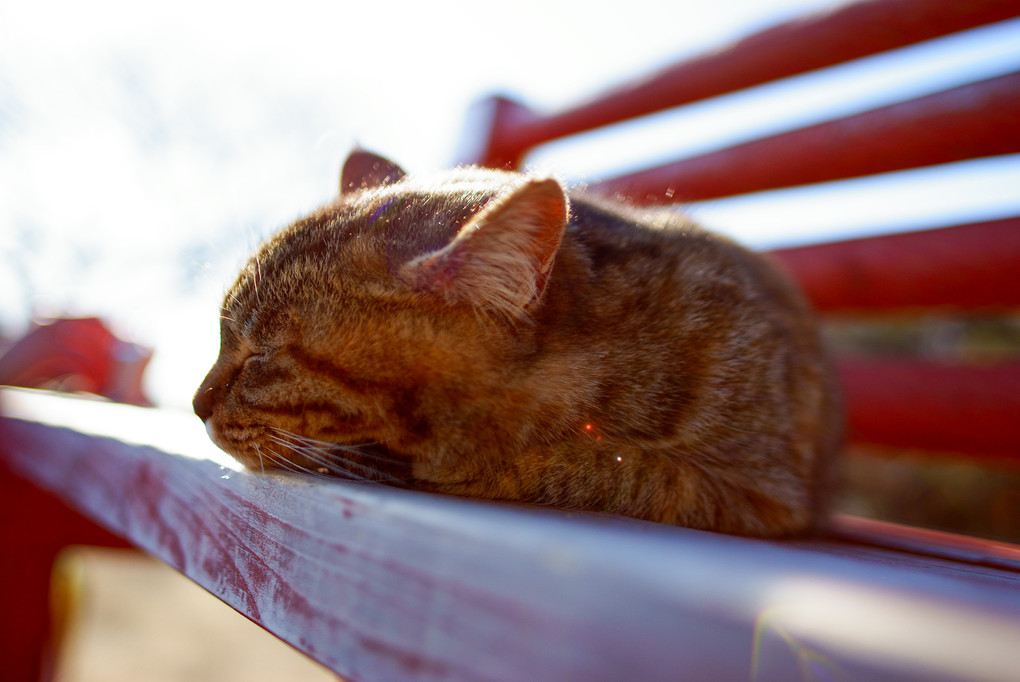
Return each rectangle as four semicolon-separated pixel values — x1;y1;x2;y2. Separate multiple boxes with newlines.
400;177;569;320
340;149;406;194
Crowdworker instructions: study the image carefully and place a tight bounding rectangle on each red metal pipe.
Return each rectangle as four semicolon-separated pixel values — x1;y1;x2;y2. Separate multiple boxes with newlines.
837;360;1020;461
594;71;1020;202
769;216;1020;313
475;0;1020;167
0;462;130;682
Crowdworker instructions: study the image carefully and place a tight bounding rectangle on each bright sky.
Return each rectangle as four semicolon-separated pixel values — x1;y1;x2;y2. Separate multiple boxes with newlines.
1;0;1019;408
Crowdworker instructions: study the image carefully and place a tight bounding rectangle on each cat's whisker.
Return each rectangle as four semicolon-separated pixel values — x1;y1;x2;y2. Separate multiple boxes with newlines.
288;448;394;486
253;437;317;475
312;440;406;467
254;442;266;474
258;445;309;476
268;427;408;467
260;443;374;482
268;431;351;466
264;432;404;485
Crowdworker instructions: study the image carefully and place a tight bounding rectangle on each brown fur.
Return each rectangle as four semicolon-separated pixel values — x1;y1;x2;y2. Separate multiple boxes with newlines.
194;150;841;536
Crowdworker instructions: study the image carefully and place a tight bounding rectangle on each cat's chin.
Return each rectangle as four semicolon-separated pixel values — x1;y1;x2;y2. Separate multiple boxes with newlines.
204;418;217;442
202;417;237;458
200;419;285;473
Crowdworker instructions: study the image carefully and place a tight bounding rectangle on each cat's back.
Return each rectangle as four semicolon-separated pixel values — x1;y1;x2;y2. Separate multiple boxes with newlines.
550;192;811;337
543;189;838;492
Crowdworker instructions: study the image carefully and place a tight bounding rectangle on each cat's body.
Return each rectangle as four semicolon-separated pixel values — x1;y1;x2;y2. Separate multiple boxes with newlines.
195;151;841;536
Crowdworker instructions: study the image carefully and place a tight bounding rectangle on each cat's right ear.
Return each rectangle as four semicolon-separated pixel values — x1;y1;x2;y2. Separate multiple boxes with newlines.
399;177;569;321
340;149;406;195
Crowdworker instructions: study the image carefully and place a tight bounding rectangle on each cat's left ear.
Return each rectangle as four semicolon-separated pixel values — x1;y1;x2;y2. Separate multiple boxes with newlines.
400;176;569;320
340;149;406;194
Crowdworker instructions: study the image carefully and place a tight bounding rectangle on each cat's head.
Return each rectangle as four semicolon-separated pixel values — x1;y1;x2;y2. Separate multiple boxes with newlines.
193;150;569;482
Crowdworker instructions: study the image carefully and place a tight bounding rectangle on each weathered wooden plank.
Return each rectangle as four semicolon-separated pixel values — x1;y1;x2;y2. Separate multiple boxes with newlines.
831;515;1020;573
2;387;1020;681
473;0;1020;167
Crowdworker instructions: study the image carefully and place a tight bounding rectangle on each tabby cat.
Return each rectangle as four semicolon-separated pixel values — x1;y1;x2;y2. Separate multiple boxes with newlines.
194;150;841;536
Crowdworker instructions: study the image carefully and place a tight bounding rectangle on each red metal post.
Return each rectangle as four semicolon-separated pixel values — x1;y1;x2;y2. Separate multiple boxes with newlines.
474;0;1020;167
0;461;129;681
594;72;1020;203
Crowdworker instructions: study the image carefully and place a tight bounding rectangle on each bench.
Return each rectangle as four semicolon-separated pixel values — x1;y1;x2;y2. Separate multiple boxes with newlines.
3;0;1019;679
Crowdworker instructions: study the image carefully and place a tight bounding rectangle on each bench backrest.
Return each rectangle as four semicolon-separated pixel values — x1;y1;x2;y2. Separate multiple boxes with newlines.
469;0;1020;465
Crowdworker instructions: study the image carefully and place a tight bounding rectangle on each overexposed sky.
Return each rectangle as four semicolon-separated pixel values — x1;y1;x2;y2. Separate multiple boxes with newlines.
1;0;1018;407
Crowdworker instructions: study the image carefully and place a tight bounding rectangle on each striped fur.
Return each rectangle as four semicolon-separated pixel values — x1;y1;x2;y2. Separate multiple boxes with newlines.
194;150;841;536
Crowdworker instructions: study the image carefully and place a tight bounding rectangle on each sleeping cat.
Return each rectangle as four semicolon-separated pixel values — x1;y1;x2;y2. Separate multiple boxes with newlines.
194;150;841;536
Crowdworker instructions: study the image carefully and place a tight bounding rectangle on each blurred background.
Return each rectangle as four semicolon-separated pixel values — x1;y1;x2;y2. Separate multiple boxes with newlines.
2;0;1020;679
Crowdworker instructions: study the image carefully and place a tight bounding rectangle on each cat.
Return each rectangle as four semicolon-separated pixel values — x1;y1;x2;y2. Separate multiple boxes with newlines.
194;149;841;537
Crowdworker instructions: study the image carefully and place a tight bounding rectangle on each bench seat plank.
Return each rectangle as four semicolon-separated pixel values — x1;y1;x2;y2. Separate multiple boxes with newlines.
2;387;1020;681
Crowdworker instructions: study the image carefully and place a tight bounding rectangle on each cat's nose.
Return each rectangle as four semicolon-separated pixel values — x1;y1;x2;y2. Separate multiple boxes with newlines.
193;386;215;422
